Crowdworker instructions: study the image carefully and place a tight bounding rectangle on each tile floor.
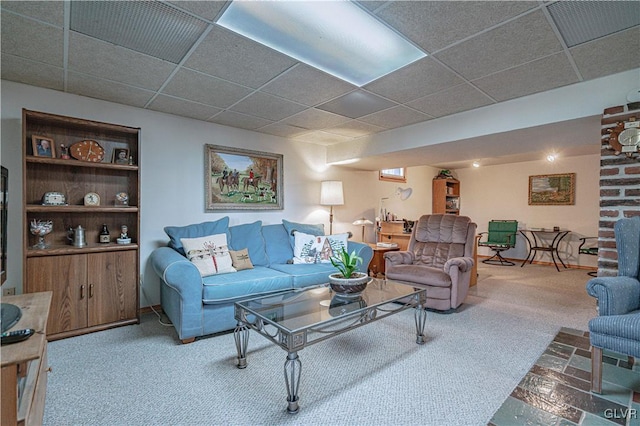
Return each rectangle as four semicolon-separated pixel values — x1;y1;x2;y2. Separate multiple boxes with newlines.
490;328;640;426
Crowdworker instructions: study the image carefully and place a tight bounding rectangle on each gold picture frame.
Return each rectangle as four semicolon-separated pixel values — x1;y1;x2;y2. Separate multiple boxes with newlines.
32;135;56;158
528;173;575;205
205;144;283;211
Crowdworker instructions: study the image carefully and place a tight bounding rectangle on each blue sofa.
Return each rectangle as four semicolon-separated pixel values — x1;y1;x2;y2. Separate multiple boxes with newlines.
149;218;373;343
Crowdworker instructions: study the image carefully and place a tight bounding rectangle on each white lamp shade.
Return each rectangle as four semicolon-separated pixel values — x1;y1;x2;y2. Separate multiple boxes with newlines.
352;218;373;226
320;181;344;206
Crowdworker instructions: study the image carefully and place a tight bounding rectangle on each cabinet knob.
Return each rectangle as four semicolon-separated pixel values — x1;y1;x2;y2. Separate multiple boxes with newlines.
46;366;52;373
80;285;85;299
89;284;94;298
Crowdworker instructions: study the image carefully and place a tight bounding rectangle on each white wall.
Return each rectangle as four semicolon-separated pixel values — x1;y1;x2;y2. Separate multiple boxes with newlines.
457;154;600;267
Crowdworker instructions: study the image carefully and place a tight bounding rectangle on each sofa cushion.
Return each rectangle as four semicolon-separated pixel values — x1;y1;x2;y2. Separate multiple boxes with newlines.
282;219;324;249
292;231;349;264
229;220;268;266
165;217;230;256
262;224;294;265
230;249;254;271
181;233;236;276
202;266;292;303
269;263;335;288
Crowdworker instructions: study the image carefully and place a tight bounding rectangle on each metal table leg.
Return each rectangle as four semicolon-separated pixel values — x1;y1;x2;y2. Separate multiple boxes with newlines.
234;322;249;369
414;292;427;345
284;351;301;414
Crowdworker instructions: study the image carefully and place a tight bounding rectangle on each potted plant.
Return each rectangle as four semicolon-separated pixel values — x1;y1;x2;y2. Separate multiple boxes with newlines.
329;247;370;296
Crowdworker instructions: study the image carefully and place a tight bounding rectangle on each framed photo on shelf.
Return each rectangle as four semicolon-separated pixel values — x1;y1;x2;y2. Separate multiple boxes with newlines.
205;144;283;211
112;148;130;164
528;173;575;206
32;135;55;158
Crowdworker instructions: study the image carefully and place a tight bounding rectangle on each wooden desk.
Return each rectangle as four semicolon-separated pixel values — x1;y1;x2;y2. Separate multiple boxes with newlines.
1;291;52;426
368;244;400;277
377;221;411;251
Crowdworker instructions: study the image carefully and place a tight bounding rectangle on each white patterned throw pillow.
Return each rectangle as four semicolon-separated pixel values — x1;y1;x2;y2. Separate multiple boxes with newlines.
292;231;349;264
180;233;236;277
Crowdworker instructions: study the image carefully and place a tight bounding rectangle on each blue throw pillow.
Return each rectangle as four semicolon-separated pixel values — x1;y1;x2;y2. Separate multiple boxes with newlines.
229;221;268;267
164;217;230;256
282;219;324;249
262;224;294;265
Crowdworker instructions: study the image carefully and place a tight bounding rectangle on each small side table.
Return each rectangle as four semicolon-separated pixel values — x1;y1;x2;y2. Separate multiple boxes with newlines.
368;244;400;277
520;229;571;272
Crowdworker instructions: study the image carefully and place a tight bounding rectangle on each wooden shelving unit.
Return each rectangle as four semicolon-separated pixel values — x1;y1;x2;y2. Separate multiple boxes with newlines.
22;109;140;340
432;178;460;215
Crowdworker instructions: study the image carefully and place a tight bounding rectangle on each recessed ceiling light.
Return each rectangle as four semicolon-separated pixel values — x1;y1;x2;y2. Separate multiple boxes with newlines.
472;161;480;168
547;154;556;162
217;1;426;87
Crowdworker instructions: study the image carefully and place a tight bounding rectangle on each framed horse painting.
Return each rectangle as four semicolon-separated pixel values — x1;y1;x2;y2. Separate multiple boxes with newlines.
205;144;283;211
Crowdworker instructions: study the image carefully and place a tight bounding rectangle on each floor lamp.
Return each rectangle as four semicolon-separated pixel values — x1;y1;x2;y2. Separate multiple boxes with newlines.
320;181;344;234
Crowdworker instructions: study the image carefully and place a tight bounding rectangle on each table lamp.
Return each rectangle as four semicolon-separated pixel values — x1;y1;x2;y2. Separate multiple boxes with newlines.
352;218;373;242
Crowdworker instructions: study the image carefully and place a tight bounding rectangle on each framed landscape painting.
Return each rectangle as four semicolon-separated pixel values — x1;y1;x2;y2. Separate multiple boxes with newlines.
528;173;575;206
205;144;283;211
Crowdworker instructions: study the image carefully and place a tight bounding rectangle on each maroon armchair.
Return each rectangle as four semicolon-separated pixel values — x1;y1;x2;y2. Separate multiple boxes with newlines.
384;214;477;312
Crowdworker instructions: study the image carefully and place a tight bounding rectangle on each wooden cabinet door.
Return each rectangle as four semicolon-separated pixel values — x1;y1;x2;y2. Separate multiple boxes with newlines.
87;251;137;327
26;255;88;334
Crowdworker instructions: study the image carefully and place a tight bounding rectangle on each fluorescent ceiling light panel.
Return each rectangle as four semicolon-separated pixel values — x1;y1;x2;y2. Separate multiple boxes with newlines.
217;1;426;87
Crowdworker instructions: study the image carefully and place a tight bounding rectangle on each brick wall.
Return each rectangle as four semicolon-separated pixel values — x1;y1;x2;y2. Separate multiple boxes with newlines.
598;104;640;276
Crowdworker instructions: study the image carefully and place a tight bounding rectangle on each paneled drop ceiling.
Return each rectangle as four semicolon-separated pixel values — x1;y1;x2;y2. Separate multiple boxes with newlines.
1;1;639;170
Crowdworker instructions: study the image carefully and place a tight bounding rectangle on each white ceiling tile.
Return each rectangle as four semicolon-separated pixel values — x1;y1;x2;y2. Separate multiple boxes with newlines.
1;54;64;91
230;92;307;121
570;27;640;80
323;120;386;138
1;11;63;67
261;64;356;107
473;53;579;102
359;105;432;129
376;1;538;53
69;32;177;91
293;131;354;145
407;83;494;118
258;123;311;138
147;95;222;121
0;1;65;26
317;90;396;119
365;57;464;103
435;10;563;80
282;109;350;130
67;73;155;108
184;26;297;89
208;111;274;131
161;68;253;108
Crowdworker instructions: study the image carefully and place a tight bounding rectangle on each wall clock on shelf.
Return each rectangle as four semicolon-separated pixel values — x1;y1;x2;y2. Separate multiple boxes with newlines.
70;140;105;162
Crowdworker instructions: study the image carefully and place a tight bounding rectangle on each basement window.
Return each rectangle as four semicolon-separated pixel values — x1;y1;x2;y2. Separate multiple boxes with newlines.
379;168;406;183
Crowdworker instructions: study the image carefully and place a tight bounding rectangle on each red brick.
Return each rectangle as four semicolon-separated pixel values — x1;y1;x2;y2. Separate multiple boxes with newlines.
600;168;619;176
625;211;640;218
600;189;620;197
600;250;619;260
600;210;620;217
601;241;617;249
624;166;640;174
603;106;624;116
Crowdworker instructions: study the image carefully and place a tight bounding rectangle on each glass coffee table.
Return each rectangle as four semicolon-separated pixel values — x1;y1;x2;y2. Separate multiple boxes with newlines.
234;278;426;414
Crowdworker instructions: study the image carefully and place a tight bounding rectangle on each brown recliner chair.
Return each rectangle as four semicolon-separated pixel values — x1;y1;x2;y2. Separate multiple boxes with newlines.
384;214;477;312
